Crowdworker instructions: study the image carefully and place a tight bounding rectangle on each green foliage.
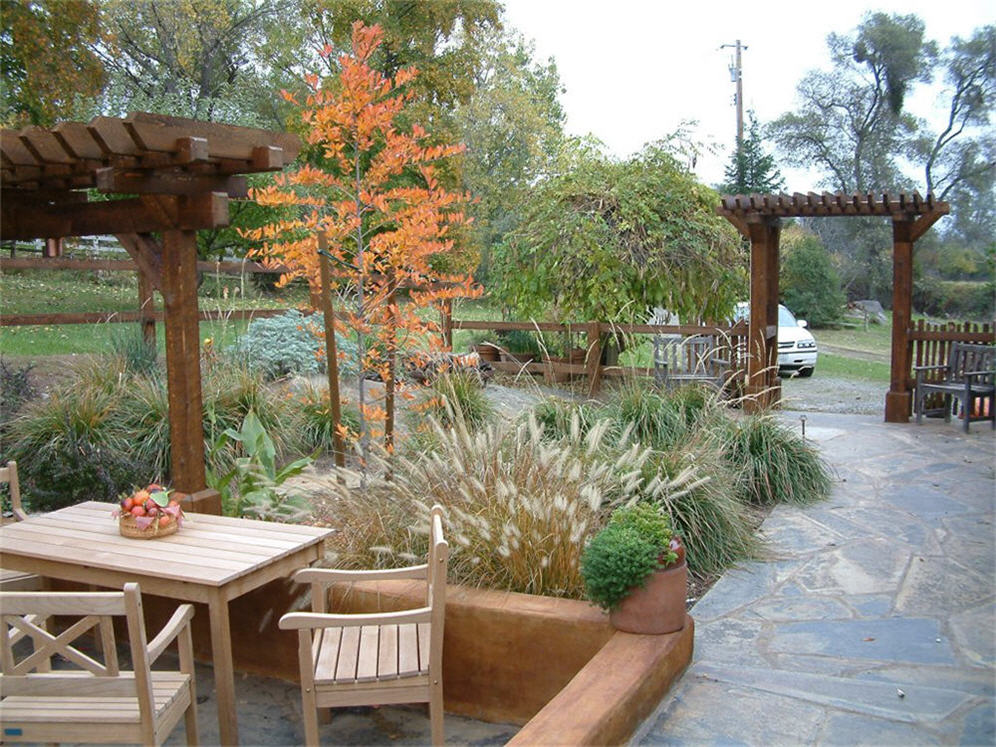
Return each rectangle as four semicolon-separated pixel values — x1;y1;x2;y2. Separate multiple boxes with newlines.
109;326;158;376
581;503;675;611
491;138;745;324
292;382;360;455
780;228;846;327
206;410;312;521
720;413;832;506
416;371;495;431
719;111;784;194
913;277;995;320
0;357;36;425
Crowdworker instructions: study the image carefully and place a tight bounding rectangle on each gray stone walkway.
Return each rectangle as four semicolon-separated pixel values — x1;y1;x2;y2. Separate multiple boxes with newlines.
637;411;995;746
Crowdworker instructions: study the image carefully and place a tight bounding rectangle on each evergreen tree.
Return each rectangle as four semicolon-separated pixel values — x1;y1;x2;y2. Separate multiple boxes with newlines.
720;112;785;194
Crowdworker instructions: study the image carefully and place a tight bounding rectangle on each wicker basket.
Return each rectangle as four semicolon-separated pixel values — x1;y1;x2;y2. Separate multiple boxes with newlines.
119;513;179;540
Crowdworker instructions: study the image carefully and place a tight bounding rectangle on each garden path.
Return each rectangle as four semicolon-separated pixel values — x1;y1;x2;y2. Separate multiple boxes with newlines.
636;410;995;746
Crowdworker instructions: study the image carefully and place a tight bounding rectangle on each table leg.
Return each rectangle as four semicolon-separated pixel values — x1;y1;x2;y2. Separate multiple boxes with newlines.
207;589;239;745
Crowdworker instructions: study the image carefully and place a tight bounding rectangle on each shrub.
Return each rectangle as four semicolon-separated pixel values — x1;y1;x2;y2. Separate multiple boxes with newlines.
411;371;495;431
780;228;846;327
4;383;151;511
599;381;719;451
719;412;832;505
109;326;158;375
581;503;676;611
232;310;359;380
913;278;994;320
0;357;36;425
531;397;598;439
292;381;360;454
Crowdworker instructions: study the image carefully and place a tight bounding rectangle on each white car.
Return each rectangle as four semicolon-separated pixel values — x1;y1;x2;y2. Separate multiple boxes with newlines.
733;303;818;377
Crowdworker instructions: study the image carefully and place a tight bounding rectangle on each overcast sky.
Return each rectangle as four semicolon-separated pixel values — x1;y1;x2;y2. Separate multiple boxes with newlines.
501;0;993;191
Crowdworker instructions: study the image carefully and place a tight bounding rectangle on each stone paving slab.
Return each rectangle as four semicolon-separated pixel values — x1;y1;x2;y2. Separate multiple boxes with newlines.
636;412;995;746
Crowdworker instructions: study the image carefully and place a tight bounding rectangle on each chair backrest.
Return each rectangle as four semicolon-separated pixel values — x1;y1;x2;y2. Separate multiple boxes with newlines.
1;461;26;522
949;343;995;384
0;583;156;729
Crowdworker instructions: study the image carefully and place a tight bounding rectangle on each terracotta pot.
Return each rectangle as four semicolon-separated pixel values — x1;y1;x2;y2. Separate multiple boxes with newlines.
609;562;687;635
474;343;501;362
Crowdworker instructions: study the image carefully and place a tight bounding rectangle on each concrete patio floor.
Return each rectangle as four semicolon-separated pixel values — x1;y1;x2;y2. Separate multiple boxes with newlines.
636;411;995;746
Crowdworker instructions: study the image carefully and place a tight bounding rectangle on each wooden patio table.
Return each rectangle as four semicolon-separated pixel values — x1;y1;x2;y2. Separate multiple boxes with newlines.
0;500;333;746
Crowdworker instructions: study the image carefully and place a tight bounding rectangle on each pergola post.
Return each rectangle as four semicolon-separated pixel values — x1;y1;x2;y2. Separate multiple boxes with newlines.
161;228;217;509
885;217;915;422
745;217;781;412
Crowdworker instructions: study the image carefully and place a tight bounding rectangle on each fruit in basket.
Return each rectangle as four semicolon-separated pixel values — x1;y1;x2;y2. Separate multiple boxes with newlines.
159;515;172;528
130;505;147;517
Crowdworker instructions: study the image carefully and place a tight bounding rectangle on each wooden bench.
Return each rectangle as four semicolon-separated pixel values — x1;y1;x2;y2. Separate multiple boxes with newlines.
914;342;995;432
0;583;198;745
653;335;730;390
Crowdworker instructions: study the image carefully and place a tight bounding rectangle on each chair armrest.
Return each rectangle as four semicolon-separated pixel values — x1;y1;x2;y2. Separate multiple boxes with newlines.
912;364;949;372
963;370;996;380
279;607;433;630
293;565;428;585
147;604;195;664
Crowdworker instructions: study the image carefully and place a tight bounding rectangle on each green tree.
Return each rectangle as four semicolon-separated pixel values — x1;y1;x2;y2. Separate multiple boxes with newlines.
719;111;784;194
491;138;744;324
1;0;104;126
779;227;846;327
455;29;566;280
769;12;935;193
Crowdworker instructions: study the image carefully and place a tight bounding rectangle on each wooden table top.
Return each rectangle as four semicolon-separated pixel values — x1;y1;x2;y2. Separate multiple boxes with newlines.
0;501;333;587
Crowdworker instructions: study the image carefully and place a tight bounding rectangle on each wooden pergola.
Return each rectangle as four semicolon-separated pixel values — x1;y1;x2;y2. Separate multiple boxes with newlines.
1;112;300;511
717;192;949;421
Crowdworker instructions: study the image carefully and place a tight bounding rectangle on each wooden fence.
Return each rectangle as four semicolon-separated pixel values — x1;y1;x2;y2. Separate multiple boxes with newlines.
0;255;292;339
448;318;750;394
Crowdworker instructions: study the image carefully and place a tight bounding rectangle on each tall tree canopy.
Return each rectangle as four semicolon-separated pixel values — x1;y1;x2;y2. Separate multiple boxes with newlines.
454;29;566;280
491;139;744;324
769;12;935;193
719;111;784;195
1;0;104;126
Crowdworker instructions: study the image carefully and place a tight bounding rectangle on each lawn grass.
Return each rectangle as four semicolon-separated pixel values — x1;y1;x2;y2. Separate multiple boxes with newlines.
815;353;890;382
1;268;310;356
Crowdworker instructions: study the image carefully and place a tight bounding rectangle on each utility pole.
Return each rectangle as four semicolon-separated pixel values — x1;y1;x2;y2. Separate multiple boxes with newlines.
720;40;747;147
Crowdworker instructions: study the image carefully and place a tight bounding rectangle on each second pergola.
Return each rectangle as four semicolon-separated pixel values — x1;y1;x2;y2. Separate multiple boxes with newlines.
717;192;948;422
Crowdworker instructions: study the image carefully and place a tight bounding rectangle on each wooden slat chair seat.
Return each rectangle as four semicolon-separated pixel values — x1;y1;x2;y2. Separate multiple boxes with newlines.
0;462;42;592
0;583;198;745
280;505;448;746
914;342;996;432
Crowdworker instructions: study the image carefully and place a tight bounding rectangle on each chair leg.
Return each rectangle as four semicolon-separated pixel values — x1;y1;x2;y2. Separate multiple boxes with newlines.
915;385;923;425
429;682;444;746
184;696;199;746
943;394;952;423
301;688;320;747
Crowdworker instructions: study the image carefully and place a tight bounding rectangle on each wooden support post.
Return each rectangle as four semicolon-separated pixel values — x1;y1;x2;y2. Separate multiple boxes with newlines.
586;322;603;396
318;240;345;468
137;267;156;347
745;218;780;412
765;219;782;408
886;218;915;422
161;228;212;504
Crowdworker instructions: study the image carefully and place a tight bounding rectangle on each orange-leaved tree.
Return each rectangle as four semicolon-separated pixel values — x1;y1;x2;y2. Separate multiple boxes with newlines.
243;21;480;466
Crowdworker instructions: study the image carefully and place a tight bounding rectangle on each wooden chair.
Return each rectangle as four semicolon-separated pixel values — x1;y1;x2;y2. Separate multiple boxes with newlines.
0;461;41;591
654;335;730;390
0;583;199;745
280;505;449;746
914;342;996;432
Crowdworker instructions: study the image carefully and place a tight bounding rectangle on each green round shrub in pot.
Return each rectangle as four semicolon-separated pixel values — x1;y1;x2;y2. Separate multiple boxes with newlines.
581;503;687;634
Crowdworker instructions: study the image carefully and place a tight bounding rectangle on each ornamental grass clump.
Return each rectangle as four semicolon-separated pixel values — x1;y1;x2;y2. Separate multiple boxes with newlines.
720;412;832;505
312;412;694;598
581;503;678;612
